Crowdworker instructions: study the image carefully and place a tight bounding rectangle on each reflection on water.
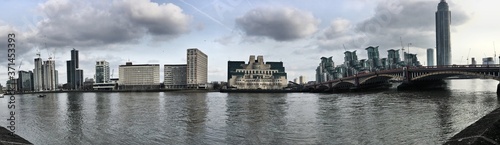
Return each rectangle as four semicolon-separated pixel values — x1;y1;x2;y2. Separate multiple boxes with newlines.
0;79;498;144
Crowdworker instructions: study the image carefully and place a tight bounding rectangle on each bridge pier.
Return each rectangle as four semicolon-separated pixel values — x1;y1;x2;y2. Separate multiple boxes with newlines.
497;83;500;96
397;80;447;91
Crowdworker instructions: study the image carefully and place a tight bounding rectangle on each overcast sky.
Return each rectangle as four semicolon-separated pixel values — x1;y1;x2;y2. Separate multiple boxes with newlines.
1;0;500;86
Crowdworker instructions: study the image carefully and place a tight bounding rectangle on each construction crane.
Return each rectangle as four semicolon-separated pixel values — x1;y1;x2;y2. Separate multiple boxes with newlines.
111;69;114;78
466;48;471;65
343;44;347;51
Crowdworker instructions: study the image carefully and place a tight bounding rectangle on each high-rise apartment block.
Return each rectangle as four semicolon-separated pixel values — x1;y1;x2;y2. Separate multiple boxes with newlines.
427;48;434;66
43;59;57;90
164;64;187;89
33;57;43;91
95;60;110;83
187;48;208;88
436;0;452;66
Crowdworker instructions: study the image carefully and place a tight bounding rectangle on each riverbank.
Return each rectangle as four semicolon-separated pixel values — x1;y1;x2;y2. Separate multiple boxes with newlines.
219;89;305;93
16;89;220;94
444;107;500;144
0;126;32;144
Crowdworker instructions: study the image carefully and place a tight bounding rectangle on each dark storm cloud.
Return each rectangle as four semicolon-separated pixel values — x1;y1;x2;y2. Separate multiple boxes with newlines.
318;0;470;51
235;7;319;42
33;0;192;48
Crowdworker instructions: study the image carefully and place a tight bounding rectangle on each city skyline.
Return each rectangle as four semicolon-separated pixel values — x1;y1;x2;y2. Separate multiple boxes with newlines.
1;0;500;85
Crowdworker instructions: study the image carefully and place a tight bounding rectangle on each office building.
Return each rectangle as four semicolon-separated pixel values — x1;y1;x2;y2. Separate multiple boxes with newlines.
67;48;82;90
228;55;288;89
95;60;110;83
427;48;434;66
164;64;187;89
187;48;208;88
75;69;83;89
436;0;452;66
119;62;160;90
33;57;43;91
18;70;33;92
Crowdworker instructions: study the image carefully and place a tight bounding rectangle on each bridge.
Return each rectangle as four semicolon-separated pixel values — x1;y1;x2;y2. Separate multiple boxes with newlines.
306;65;500;93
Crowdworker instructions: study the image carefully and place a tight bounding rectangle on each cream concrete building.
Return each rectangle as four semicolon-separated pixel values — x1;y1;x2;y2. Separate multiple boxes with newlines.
228;55;288;90
187;48;208;88
118;62;160;86
43;59;57;91
164;64;187;89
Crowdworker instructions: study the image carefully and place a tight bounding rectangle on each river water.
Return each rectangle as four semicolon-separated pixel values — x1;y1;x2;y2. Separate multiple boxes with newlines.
1;79;499;144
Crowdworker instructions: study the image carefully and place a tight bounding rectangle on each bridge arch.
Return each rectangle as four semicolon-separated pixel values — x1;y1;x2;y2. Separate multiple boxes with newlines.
359;74;403;84
411;71;500;81
332;81;355;89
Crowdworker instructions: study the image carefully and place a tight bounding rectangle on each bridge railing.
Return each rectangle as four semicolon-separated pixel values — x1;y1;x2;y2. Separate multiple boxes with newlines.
308;64;500;86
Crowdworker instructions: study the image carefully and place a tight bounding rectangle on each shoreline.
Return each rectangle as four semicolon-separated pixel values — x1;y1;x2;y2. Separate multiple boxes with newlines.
15;89;220;94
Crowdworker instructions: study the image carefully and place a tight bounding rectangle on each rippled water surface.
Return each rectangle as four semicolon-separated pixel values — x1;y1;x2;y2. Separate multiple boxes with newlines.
1;79;499;144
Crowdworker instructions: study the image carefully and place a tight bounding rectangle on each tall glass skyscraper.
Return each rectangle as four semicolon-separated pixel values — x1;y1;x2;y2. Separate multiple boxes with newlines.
427;48;434;66
436;0;451;66
67;48;82;90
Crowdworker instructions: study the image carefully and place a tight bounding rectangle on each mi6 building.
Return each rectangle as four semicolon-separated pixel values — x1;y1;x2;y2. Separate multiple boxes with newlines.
227;55;288;90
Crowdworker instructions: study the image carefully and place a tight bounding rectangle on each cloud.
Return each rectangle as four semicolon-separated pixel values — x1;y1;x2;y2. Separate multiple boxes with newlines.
319;18;351;40
214;34;235;46
115;0;192;36
33;0;192;48
235;7;319;42
316;0;471;52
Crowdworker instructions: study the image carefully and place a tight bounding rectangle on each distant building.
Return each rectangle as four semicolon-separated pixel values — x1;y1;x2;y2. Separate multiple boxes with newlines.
6;79;17;92
164;64;187;89
482;57;494;66
471;57;477;65
95;60;110;83
227;55;288;90
436;0;452;66
187;48;208;88
387;49;401;69
427;48;434;66
316;57;337;83
33;57;43;91
75;69;83;89
67;48;82;90
299;75;306;84
344;50;359;68
18;70;33;92
118;62;160;90
43;59;57;90
365;46;381;70
404;52;421;67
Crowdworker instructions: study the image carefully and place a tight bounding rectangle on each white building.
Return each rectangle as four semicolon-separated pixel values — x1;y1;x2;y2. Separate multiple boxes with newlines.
187;48;208;88
43;59;57;90
227;55;288;90
33;57;43;91
118;62;160;86
164;64;187;89
95;60;110;83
